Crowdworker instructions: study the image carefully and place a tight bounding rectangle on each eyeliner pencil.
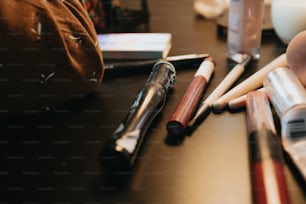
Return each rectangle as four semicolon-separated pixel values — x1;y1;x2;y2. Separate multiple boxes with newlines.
166;57;215;142
246;91;290;204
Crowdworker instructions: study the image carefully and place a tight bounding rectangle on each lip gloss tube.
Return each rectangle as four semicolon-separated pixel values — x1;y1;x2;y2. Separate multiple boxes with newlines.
246;91;290;204
166;57;215;143
263;67;306;180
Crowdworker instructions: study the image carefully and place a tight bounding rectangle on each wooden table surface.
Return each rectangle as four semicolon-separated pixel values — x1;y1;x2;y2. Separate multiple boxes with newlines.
1;1;305;203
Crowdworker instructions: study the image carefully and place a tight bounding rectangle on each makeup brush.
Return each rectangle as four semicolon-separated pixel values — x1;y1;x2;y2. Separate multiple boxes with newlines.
213;53;287;111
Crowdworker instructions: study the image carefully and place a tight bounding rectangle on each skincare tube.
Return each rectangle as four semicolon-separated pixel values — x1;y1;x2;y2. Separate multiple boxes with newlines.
263;67;306;180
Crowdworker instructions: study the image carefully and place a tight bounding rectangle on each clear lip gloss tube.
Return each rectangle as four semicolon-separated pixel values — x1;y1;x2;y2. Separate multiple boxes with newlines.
227;0;265;60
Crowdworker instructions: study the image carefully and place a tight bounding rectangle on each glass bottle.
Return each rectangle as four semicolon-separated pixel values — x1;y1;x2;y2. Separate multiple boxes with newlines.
227;0;264;60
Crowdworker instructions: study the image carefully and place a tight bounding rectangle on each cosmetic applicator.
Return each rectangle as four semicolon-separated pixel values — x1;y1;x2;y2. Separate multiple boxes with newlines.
213;30;306;111
212;53;287;111
214;31;306;111
286;30;306;88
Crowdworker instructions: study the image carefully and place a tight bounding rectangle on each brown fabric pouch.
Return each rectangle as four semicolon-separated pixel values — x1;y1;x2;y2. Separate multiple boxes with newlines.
0;0;104;115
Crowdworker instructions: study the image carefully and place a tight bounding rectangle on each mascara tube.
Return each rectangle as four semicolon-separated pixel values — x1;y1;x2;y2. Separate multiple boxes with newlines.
246;91;290;204
263;67;306;180
100;61;176;173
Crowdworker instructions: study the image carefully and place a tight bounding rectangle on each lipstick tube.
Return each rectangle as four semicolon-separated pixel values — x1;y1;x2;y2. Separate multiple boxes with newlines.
246;91;290;204
263;67;306;180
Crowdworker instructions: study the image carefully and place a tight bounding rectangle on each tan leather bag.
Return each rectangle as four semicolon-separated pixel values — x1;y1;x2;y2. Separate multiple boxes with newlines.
0;0;104;115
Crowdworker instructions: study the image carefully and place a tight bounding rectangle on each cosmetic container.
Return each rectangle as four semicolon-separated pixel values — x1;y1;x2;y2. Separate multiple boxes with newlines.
264;67;306;180
227;0;264;60
246;91;290;204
